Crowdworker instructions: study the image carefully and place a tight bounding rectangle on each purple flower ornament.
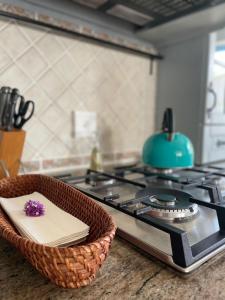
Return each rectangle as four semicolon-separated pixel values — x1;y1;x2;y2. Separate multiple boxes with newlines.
24;200;45;217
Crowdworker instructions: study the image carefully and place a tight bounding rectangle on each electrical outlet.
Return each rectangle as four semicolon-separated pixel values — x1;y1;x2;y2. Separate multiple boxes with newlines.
75;111;97;138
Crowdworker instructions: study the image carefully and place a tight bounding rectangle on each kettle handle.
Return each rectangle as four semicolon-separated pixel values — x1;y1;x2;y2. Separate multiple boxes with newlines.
162;108;174;141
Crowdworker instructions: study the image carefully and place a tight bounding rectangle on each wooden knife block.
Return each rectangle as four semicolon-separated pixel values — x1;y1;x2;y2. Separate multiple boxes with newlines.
0;130;26;179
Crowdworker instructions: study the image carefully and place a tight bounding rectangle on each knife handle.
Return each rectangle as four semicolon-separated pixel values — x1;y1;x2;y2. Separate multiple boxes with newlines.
0;87;10;128
5;88;19;131
2;88;13;131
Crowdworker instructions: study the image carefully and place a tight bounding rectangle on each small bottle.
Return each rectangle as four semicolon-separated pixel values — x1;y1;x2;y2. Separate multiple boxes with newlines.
90;133;103;171
90;145;103;171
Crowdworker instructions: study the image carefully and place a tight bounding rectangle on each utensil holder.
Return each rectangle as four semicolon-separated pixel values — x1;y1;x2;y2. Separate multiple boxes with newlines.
0;129;25;179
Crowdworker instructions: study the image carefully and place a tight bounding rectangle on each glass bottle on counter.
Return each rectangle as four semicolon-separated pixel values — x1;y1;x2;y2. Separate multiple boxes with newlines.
90;133;103;172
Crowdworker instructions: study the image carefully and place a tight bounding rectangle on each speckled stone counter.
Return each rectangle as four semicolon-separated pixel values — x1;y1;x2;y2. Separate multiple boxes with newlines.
1;236;225;300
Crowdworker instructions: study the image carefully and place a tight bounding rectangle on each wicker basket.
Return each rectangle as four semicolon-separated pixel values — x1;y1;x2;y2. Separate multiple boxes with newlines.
0;174;116;288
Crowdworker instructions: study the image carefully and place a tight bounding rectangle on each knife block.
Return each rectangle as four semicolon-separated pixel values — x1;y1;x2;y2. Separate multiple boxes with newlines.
0;130;26;179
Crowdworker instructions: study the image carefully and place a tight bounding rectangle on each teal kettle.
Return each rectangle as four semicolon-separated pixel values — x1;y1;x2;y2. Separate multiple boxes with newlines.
142;108;194;169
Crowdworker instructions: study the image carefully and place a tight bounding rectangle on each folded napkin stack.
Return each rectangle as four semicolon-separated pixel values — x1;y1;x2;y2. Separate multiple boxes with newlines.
0;192;89;247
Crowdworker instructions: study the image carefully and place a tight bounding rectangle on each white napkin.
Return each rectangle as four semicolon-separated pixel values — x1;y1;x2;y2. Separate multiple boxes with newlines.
0;192;89;247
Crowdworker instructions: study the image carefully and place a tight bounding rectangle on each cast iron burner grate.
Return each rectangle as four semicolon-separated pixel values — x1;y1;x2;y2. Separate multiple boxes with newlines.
56;166;225;269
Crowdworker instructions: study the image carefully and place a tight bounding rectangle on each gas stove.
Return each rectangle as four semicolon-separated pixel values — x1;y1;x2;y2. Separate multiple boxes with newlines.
55;164;225;273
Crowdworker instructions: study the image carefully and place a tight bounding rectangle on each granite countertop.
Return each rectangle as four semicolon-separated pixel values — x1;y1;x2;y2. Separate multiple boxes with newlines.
1;236;225;300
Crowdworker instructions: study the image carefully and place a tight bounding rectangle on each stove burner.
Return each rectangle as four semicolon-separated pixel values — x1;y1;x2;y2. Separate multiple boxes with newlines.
89;177;116;187
150;194;176;206
137;188;199;223
150;168;173;174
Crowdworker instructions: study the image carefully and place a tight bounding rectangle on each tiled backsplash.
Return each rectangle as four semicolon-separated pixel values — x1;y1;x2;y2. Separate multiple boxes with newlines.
0;17;157;173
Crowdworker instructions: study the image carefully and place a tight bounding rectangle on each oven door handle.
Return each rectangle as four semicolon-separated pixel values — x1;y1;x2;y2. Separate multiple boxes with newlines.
207;83;217;117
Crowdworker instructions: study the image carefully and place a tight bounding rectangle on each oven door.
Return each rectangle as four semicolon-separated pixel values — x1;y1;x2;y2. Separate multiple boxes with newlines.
202;125;225;163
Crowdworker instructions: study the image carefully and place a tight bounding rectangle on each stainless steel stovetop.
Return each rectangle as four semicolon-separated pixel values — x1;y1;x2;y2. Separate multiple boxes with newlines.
55;164;225;273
